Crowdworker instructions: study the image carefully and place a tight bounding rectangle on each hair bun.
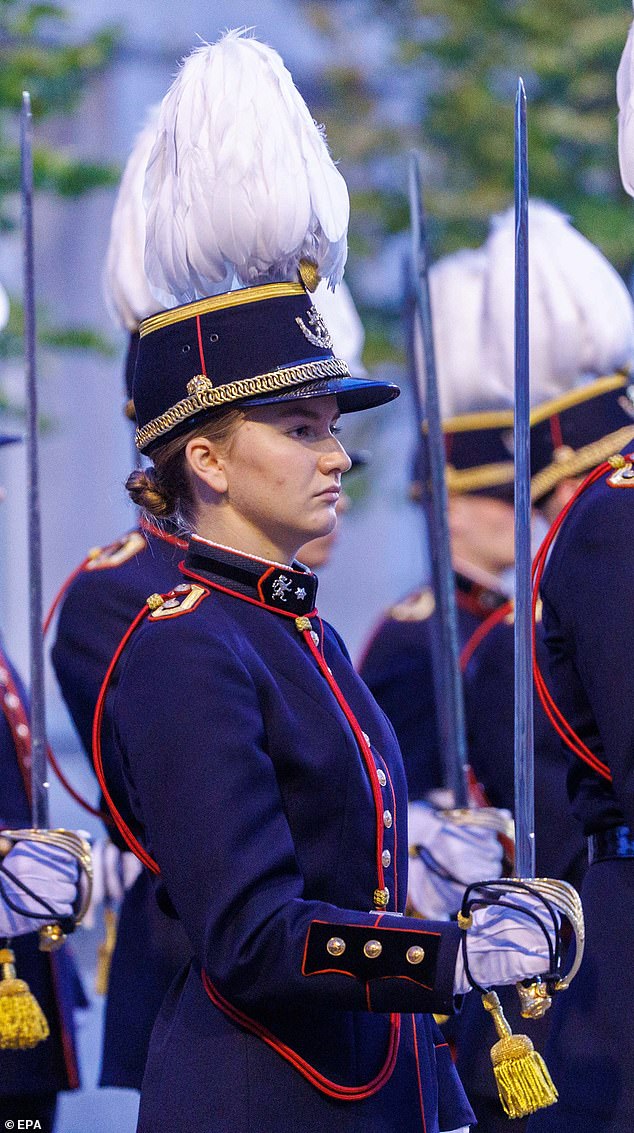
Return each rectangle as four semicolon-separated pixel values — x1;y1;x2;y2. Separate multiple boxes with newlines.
125;467;175;517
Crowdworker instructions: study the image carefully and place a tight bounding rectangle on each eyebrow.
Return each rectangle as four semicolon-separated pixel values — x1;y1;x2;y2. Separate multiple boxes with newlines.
276;404;341;423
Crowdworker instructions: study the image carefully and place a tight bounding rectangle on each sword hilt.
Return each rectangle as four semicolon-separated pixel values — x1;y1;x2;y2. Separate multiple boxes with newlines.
0;828;93;950
458;875;585;1016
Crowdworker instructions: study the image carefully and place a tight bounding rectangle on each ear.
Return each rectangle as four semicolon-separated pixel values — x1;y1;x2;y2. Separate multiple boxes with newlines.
185;435;228;495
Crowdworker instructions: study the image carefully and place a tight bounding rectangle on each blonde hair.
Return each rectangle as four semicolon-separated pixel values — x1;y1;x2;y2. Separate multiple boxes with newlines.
126;409;243;528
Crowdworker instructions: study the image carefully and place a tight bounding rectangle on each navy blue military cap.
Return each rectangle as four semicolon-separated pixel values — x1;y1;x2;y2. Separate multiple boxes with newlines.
133;282;399;453
529;373;634;501
412;408;516;504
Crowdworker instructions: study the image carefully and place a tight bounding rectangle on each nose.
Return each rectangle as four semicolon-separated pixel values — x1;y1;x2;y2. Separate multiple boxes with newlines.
319;437;352;476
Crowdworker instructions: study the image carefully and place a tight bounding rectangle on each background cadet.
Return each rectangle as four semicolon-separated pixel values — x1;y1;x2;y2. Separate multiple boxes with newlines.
454;200;634;1133
524;32;634;1133
49;101;374;1093
0;400;87;1128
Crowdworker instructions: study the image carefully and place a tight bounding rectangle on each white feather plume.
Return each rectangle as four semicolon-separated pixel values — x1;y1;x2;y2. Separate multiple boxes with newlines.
143;29;349;308
427;247;494;418
617;13;634;197
103;109;162;331
312;280;366;377
482;201;634;405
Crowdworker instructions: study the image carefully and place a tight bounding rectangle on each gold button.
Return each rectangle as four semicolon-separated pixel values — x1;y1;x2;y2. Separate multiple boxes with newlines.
383;810;393;829
326;937;346;957
406;945;425;965
377;769;387;787
364;939;383;959
382;849;391;868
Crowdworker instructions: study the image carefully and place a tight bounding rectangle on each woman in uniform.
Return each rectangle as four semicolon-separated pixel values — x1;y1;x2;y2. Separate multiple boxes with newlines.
95;32;558;1133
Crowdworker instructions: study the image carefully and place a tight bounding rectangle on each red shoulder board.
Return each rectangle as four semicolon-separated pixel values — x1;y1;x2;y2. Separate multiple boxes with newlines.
148;582;210;620
86;530;147;570
607;456;634;488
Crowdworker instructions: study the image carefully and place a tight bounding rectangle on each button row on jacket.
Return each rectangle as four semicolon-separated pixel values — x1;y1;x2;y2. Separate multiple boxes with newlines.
326;936;425;964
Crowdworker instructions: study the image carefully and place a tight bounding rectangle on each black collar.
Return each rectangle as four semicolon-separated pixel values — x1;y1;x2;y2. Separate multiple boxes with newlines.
182;536;318;617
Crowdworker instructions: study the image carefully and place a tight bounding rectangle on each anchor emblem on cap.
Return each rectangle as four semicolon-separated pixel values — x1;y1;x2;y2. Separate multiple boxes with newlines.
295;307;333;350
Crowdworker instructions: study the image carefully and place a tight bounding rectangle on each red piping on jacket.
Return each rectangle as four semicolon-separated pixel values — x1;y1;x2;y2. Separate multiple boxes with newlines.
531;462;612;782
202;970;400;1101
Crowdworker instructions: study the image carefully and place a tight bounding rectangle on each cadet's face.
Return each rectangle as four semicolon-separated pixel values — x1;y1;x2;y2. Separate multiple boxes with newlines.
448;493;516;574
217;396;352;562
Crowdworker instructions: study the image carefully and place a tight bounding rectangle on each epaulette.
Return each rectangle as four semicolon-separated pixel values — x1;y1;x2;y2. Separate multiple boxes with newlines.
607;454;634;488
388;586;435;623
86;530;147;570
147;582;210;620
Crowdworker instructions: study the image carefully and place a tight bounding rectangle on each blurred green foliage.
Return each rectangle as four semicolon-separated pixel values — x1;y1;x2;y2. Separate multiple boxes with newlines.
307;0;634;359
0;0;118;222
0;0;119;413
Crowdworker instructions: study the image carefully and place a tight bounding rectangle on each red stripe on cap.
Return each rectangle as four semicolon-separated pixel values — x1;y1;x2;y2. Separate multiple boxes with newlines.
196;315;207;376
549;413;564;452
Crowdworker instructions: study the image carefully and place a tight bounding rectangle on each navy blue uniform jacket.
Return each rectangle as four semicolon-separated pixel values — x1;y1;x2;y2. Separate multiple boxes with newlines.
0;642;82;1101
110;538;474;1133
528;452;634;1133
51;524;192;1089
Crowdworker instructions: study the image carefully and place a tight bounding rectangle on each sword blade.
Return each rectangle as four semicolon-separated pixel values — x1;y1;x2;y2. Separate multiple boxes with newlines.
513;79;535;878
21;90;49;828
408;152;469;808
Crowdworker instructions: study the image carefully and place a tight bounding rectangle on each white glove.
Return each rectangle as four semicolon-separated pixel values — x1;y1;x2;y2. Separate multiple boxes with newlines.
0;839;79;937
453;889;558;995
408;802;506;919
83;839;143;929
442;1127;470;1132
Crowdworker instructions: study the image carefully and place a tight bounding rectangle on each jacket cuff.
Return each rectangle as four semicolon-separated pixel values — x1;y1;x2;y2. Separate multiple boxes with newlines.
303;917;461;1015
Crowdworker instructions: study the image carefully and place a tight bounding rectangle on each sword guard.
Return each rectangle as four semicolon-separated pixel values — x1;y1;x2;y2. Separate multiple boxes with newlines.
440;805;515;841
458;875;585;1010
0;828;93;948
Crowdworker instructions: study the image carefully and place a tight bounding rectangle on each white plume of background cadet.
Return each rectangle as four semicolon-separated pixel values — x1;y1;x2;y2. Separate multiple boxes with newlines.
426;246;492;418
103;107;160;331
143;28;349;309
617;11;634;197
481;201;634;404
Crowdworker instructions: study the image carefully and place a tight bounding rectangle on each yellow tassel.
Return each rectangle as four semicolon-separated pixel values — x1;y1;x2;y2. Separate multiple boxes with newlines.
95;907;118;996
0;946;49;1050
483;990;558;1118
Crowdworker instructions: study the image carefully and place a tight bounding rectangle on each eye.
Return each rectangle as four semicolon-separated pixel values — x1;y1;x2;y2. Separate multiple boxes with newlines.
331;423;342;437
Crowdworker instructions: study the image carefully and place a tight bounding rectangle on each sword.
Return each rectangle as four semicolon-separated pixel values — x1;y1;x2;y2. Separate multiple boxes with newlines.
478;78;585;1020
21;91;49;830
407;152;469;808
8;93;93;953
513;79;535;880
